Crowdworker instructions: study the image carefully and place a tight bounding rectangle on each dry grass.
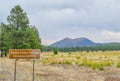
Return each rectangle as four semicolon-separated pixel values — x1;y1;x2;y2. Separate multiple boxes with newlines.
0;51;120;81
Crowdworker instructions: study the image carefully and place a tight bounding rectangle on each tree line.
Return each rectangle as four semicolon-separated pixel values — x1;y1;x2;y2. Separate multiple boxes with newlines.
42;43;120;52
0;5;41;57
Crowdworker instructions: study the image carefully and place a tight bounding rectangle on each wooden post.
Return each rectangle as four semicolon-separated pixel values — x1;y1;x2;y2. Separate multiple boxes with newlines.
32;60;35;81
14;59;17;81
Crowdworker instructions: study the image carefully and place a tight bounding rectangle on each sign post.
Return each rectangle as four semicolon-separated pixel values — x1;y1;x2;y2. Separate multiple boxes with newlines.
14;59;17;81
9;49;40;81
33;60;35;81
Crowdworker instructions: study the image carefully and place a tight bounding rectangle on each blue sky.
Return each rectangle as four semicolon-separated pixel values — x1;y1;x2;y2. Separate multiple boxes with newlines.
0;0;120;45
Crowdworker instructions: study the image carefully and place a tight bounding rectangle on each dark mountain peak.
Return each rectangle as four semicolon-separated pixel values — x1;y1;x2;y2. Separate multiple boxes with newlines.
63;37;72;41
63;37;89;41
73;37;89;41
50;37;100;48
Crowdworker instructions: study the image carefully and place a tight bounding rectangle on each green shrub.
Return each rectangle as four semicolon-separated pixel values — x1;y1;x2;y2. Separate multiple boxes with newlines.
61;55;63;57
76;56;81;59
53;49;58;55
91;64;97;70
78;63;84;67
106;62;112;66
69;52;71;55
58;62;62;64
117;61;120;68
51;61;56;64
98;64;104;71
64;60;72;65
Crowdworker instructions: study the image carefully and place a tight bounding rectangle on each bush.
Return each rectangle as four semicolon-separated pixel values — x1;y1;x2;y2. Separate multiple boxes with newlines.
104;61;113;66
69;52;71;54
80;60;106;71
61;55;63;57
91;64;97;70
98;64;104;71
53;49;58;55
76;56;81;59
117;61;120;68
64;60;72;65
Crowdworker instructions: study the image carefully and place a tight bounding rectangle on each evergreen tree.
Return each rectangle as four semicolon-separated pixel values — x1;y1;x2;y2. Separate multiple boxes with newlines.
0;5;41;57
7;5;29;30
0;23;10;56
7;5;30;49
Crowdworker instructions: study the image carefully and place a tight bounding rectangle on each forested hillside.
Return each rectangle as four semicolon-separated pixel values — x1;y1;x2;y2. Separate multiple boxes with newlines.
42;43;120;52
49;37;120;52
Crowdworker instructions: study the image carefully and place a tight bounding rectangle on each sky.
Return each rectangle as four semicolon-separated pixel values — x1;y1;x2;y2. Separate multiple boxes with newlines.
0;0;120;45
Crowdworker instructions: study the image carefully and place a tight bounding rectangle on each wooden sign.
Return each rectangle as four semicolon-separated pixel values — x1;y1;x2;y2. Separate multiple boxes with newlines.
9;49;40;59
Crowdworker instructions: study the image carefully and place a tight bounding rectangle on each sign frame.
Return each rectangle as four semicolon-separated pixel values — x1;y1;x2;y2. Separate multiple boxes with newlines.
9;49;40;59
9;49;40;81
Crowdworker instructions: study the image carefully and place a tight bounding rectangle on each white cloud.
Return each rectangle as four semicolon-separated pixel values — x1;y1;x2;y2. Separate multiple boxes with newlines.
0;0;120;45
92;30;120;43
101;30;120;41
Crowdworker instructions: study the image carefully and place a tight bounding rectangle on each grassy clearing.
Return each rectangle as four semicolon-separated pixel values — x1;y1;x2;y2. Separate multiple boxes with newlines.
1;51;120;81
42;51;120;70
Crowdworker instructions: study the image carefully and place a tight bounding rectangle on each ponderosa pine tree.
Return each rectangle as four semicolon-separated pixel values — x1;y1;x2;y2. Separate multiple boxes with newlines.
0;5;41;57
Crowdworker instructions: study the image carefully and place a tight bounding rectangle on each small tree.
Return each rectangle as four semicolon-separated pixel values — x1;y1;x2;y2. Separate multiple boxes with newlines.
53;49;58;55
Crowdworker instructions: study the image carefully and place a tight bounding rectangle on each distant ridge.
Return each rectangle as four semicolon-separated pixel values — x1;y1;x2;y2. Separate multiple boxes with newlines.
50;37;101;48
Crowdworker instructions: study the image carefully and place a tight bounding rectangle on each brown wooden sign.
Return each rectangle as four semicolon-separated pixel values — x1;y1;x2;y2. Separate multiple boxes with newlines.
9;49;40;59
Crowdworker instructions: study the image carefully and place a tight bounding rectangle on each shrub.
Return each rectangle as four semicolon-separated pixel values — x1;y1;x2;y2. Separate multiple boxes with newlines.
53;49;58;55
69;52;71;55
78;63;84;67
64;60;72;65
117;61;120;68
104;61;113;66
61;55;63;57
91;64;97;70
98;64;104;71
58;61;62;64
76;56;81;59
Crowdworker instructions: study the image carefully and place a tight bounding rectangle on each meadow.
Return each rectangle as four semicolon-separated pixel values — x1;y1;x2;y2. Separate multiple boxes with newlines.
0;51;120;81
42;51;120;71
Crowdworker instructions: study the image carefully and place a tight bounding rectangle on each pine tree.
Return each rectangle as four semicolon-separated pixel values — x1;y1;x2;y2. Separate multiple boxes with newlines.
0;5;41;57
